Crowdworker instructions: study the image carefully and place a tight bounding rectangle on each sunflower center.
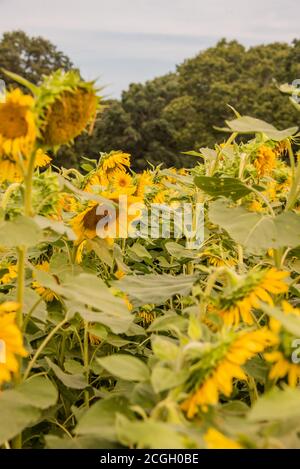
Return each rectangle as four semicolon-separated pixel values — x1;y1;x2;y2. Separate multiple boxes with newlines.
83;205;109;230
0;103;28;138
118;177;128;187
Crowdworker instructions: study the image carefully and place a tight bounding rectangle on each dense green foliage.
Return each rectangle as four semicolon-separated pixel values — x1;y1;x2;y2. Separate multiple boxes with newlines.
95;39;300;170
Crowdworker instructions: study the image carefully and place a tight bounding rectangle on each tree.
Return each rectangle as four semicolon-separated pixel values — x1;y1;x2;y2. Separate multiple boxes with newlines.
95;39;300;170
0;30;74;87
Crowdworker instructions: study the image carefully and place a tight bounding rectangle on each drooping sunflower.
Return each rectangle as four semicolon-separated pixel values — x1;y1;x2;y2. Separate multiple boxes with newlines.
265;301;300;387
71;201;112;242
0;88;37;160
100;151;130;174
216;268;289;326
181;328;276;418
0;302;28;385
254;145;277;178
36;70;99;148
204;428;242;449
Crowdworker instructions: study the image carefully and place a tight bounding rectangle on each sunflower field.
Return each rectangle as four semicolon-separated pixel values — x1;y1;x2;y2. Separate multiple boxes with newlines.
1;69;300;450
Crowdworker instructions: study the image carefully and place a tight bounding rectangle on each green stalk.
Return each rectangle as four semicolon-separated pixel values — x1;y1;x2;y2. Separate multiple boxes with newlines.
12;149;37;449
83;321;90;408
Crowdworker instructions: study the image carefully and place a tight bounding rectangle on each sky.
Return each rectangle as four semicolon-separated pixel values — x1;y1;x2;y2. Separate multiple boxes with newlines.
0;0;299;97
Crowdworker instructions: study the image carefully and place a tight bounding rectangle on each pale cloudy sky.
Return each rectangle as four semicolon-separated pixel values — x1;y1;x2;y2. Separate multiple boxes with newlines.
0;0;299;97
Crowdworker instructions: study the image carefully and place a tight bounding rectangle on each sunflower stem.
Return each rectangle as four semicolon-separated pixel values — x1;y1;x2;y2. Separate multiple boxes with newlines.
83;321;90;408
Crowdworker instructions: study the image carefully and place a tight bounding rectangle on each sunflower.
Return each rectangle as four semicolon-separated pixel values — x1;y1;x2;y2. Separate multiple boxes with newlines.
201;250;236;267
71;201;112;242
31;261;59;302
0;158;23;183
135;170;153;198
181;328;276;418
204;428;242;449
84;170;109;193
33;70;99;148
0;264;17;285
111;171;136;195
254;145;277;178
217;268;288;326
265;301;300;386
248;199;264;213
0;148;51;184
0;302;27;385
34;148;52;168
100;151;130;173
0;88;37;160
136;305;156;327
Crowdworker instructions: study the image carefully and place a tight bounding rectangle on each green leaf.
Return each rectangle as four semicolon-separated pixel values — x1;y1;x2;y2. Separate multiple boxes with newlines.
97;354;150;382
225;116;298;141
34;215;76;240
151;365;188;393
0;395;40;445
127;243;152;261
165;242;199;259
74;305;133;334
248;387;300;421
87;239;113;268
209;199;300;252
194;176;252;201
38;272;129;316
0;216;42;247
16;376;58;409
151;336;179;360
46;358;88;389
0;377;58;444
114;273;197;306
75;396;130;441
116;414;186;449
147;314;187;333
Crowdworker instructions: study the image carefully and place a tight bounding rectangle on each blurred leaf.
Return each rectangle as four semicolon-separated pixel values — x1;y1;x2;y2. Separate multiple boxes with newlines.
116;414;186;449
225;116;298;141
75;396;131;441
195;176;252;201
114;273;197;306
209;199;300;252
97;354;150;382
151;365;188;393
0;216;42;247
249;387;300;421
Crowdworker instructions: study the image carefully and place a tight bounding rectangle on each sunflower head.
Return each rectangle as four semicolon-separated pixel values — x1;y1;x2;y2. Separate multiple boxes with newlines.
99;151;131;174
0;88;37;160
254;145;277;178
35;70;100;148
111;170;136;195
0;301;27;385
